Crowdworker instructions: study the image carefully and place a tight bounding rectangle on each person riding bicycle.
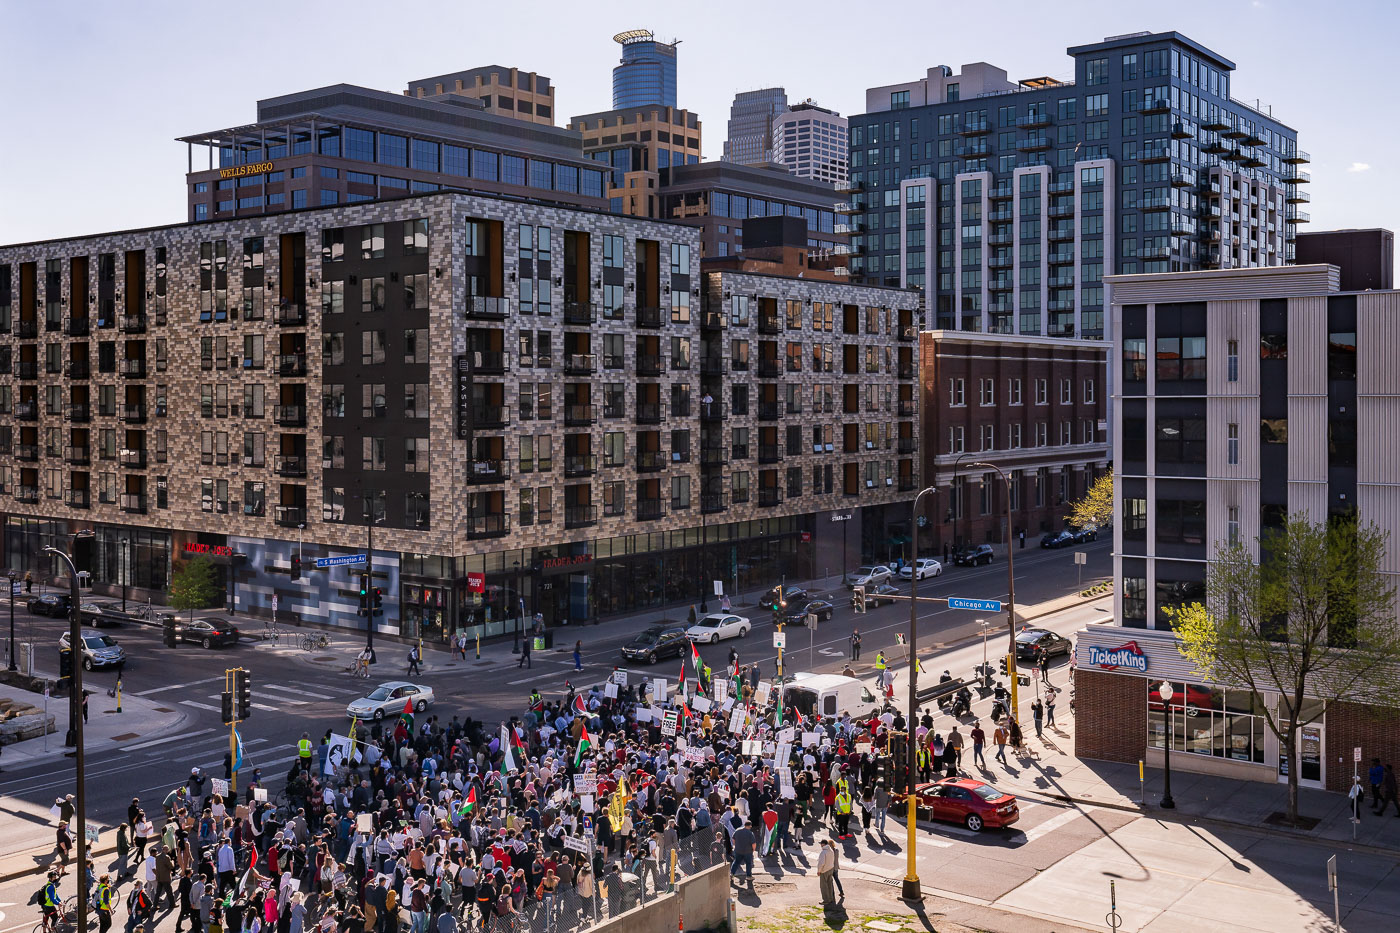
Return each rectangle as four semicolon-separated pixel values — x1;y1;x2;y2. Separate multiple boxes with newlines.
355;646;373;678
39;870;60;931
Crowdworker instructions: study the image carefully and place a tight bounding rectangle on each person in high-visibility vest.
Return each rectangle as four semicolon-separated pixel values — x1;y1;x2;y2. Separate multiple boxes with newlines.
916;743;931;781
39;871;60;931
297;732;313;773
874;652;887;690
95;874;113;933
834;789;854;838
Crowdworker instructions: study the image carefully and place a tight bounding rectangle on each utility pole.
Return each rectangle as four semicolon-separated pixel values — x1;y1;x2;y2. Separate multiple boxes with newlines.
967;462;1019;730
902;485;937;904
7;571;15;672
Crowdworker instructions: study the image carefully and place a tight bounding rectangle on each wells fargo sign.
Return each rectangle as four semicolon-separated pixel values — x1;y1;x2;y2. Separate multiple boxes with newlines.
218;161;275;180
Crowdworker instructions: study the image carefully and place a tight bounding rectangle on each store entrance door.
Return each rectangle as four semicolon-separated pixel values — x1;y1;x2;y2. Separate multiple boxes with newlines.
1277;699;1326;788
545;573;590;627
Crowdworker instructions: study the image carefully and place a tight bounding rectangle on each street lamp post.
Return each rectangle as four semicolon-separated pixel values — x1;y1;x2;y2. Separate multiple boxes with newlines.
511;560;521;655
1158;682;1177;809
120;538;129;614
902;484;937;904
7;571;16;672
43;530;94;933
963;462;1020;731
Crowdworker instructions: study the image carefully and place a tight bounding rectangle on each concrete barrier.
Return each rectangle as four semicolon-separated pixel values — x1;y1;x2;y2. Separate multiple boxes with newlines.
584;864;729;933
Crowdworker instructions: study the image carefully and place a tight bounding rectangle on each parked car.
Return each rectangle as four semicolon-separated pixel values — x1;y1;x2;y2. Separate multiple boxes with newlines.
1071;525;1099;543
758;585;807;610
346;681;434;720
899;558;943;581
621;625;689;665
898;777;1020;832
844;565;893;589
78;600;126;628
27;593;73;618
865;583;901;607
780;598;834;624
1014;628;1073;660
173;617;240;648
953;545;995;567
685;613;751;644
59;630;126;671
1039;531;1075;549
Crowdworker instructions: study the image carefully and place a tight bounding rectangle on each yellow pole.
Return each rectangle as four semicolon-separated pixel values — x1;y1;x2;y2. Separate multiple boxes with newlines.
230;720;238;793
1009;652;1021;737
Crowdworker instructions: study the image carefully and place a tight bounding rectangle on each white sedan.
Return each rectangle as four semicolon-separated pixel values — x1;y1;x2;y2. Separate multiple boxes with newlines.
685;613;752;643
899;558;944;581
346;681;434;720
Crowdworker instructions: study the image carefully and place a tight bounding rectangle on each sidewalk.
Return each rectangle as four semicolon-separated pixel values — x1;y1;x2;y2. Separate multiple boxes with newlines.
982;681;1400;855
0;681;192;765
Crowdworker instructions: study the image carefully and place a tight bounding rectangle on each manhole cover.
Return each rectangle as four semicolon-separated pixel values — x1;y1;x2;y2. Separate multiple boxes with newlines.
314;656;337;662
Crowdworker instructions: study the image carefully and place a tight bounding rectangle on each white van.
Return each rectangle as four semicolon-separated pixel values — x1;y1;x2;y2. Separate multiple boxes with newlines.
782;673;881;720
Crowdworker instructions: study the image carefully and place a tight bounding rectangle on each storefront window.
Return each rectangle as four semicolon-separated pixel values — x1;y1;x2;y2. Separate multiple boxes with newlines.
1148;679;1265;763
402;583;447;643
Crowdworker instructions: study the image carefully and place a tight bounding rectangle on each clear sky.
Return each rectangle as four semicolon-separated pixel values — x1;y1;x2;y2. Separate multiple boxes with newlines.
1;0;1395;244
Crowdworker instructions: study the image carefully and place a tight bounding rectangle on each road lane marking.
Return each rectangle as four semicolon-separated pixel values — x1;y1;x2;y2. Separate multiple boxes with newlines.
210;692;307;705
119;727;218;751
1011;807;1082;845
180;700;223;712
251;702;280;712
263;687;339;700
131;676;226;696
173;738;268;763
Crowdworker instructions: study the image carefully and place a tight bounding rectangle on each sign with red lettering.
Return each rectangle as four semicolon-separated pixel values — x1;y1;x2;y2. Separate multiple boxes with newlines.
184;542;234;558
466;572;486;593
541;554;593;570
800;532;811;543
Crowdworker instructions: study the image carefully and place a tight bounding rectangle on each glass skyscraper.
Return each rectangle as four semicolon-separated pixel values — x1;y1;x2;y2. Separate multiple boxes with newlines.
612;29;679;109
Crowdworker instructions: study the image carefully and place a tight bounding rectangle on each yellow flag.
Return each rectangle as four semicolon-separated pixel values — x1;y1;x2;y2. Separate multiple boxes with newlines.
610;776;629;827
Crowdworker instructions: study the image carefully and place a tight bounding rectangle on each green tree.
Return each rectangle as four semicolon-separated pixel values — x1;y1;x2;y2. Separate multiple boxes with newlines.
1167;512;1400;823
1066;471;1113;529
168;555;220;622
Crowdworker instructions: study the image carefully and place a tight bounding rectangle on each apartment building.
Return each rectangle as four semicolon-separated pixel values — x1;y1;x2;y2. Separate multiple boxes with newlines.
0;190;916;641
918;331;1108;554
770;101;849;188
847;31;1305;339
1074;263;1400;793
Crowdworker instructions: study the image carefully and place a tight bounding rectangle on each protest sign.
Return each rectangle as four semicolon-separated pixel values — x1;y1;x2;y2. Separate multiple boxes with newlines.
712;680;728;703
610;670;628;686
691;694;711;713
563;835;591;854
741;740;763;756
580;795;595;813
856;742;873;755
253;788;268;802
211;778;229;798
755;682;772;706
778;727;795;744
356;813;374;833
573;774;598;795
661;709;679;737
802;731;821;747
604;683;618;699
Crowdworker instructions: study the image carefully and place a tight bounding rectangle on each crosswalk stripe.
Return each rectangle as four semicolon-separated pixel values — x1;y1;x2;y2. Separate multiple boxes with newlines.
251;702;280;712
173;738;269;763
210;692;307;705
180;700;223;713
132;676;226;696
1012;807;1081;845
262;686;340;701
119;728;218;752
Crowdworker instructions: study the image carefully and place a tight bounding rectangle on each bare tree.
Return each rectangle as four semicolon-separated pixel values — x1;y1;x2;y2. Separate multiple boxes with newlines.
1168;512;1400;823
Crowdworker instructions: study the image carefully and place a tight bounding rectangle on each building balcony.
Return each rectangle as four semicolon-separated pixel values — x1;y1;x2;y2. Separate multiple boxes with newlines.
1048;202;1075;219
14;320;37;339
564;404;596;426
469;351;505;374
1140;144;1171;163
637;354;662;376
834;201;858;214
1287;188;1311;204
1141;98;1171;115
17;361;37;380
700;400;726;421
1171;120;1196;139
757;488;782;508
988;231;1014;246
757;316;780;335
1202;135;1228;155
65;403;90;423
120;493;147;514
1141;196;1172;211
636;451;665;472
276;303;307;326
898;363;916;379
274;455;306;477
1171;219;1197;237
1016;112;1051;129
758;444;783;464
65;318;90;337
1046;179;1074;195
1287;208;1310;223
65;488;90;509
636;305;663;328
563;301;595;325
700;356;725;375
14;401;37;421
1282;149;1311;165
121;405;146;424
987;255;1013;270
959;118;990;135
463;296;507;320
700;447;728;466
897;437;918;454
565;505;598;529
121;359;147;378
1048;296;1076;312
897;323;917;342
988;183;1015;200
119;449;147;469
757;401;783;420
468;459;509;484
1049;274;1075;289
472;403;509;427
1201;115;1230;131
64;445;90;465
954;140;989;157
635;402;663;424
121;314;147;334
278;354;307;376
757;359;782;378
1049;249;1075;265
637;499;665;521
564;454;597;477
701;492;727;514
1170;171;1196;188
65;360;90;379
1140;245;1173;259
15;444;38;462
15;485;38;504
274;405;306;427
896;399;917;418
564;353;596;374
1016;136;1051;151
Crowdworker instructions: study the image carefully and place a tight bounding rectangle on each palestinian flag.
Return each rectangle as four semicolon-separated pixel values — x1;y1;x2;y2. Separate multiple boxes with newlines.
689;640;704;684
510;726;528;755
501;724;518;773
457;786;477;817
398;699;414;732
731;657;743;694
573;694;588;717
574;723;594;768
678;698;694;723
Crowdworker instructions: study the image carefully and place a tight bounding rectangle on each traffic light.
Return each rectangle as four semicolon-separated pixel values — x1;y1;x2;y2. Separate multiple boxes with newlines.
234;668;252;720
998;655;1009;677
163;620;177;649
221;691;235;725
59;647;73;679
852;585;866;614
372;587;383;617
357;574;370;617
290;555;301;581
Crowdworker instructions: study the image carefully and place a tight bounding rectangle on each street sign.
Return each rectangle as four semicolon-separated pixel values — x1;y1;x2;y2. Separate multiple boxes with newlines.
10;582;20;596
1354;746;1362;763
714;579;724;596
806;612;819;630
773;632;786;649
949;597;1002;612
1074;551;1087;565
315;554;366;569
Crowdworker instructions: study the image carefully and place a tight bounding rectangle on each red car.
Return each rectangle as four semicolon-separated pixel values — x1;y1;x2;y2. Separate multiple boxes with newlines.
900;777;1020;832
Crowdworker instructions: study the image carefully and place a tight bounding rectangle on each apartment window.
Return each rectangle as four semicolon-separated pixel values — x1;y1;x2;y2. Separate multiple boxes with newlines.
1007;423;1023;448
362;277;387;313
1008;378;1022;405
1035;378;1048;405
361;330;386;364
1157;416;1207;464
404;328;427;364
1083;379;1095;404
322;384;345;418
322;486;345;523
978;377;994;406
361;224;385;259
603;481;624;517
981;424;995;451
1227;339;1239;382
1060;379;1072;404
948;425;965;453
403;218;429;255
322;280;344;315
1035;422;1048;446
362;384;387;418
323;436;345;469
1227;423;1239;465
1227;506;1240;545
1060;421;1073;446
670;475;691;511
948;378;965;406
404;383;429;418
1157;336;1206;381
362;436;386;471
536;486;553;523
1157;498;1206;545
519;488;534;526
670;243;690;275
404;437;424;472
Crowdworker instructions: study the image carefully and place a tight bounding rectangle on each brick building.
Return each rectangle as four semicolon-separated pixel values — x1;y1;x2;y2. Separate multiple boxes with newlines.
917;330;1108;557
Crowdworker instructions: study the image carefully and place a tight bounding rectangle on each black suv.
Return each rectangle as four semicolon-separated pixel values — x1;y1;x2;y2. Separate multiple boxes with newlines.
759;585;807;610
27;593;73;617
953;545;995;567
621;625;690;665
1015;628;1073;660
